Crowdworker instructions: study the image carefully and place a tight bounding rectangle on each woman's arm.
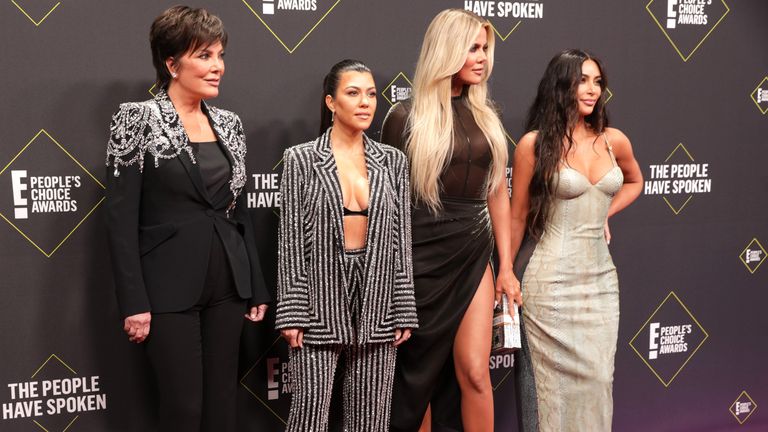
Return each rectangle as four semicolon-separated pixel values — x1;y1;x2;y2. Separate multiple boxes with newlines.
236;189;270;321
506;132;537;301
275;148;310;347
105;103;152;342
391;151;418;345
382;105;418;345
230;115;271;322
488;148;523;310
605;128;643;219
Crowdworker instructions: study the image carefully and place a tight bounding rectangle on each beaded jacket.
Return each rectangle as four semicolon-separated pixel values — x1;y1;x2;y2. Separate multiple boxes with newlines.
104;89;269;318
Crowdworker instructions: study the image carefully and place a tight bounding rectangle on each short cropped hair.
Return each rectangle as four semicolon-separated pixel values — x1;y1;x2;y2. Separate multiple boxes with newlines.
150;5;228;89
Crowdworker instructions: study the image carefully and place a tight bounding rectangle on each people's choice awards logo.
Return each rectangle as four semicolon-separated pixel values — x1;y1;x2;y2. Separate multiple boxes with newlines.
503;129;517;198
749;76;768;115
242;0;342;53
240;337;292;424
729;391;758;425
739;238;766;274
248;156;282;217
1;355;107;431
646;0;730;61
643;143;711;215
0;130;105;257
382;73;413;107
629;292;708;387
463;1;545;41
11;0;61;27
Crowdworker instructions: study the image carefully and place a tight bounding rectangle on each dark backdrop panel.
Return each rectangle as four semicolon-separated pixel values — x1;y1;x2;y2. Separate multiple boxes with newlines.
0;1;765;431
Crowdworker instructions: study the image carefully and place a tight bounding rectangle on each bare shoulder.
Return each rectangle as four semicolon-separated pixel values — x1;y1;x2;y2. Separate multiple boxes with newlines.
515;131;538;159
382;101;409;126
604;127;632;149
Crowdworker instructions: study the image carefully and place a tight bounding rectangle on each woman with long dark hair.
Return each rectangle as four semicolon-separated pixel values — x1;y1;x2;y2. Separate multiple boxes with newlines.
105;6;270;431
382;9;518;432
275;59;417;432
510;49;643;430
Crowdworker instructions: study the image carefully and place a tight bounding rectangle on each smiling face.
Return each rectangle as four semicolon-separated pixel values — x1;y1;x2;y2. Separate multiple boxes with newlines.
576;59;602;117
167;41;225;100
454;28;488;89
326;71;377;133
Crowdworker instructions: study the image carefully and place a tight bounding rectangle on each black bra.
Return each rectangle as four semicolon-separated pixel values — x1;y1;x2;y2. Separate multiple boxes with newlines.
343;206;369;217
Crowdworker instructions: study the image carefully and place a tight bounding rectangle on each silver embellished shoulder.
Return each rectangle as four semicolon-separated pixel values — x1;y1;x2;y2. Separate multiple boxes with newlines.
105;89;248;211
106;89;196;176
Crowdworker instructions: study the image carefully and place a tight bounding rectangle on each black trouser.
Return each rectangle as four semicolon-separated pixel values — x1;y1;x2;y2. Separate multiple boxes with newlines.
145;233;246;432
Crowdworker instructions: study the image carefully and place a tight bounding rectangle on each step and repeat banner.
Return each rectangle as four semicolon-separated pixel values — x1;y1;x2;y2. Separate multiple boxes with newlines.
0;1;765;431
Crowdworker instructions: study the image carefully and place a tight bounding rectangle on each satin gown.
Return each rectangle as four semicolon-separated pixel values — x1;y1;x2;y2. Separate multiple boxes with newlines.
521;138;624;431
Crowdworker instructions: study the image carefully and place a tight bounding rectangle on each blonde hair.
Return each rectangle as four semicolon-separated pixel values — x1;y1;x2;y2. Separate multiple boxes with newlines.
406;8;508;212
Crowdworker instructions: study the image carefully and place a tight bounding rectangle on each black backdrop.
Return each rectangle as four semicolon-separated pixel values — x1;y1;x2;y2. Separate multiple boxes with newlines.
0;1;766;431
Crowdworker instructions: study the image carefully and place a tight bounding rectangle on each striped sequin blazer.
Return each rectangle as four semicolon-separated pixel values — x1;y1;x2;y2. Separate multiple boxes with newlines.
275;128;418;345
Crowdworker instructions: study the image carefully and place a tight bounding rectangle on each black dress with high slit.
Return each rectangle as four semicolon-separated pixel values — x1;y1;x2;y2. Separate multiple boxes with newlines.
381;96;494;431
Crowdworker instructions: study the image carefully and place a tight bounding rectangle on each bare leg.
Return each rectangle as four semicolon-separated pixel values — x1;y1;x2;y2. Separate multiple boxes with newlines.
418;404;432;432
453;265;495;432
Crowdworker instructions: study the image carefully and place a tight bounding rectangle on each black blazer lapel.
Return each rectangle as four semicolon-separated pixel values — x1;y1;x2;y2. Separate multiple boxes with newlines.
205;103;236;168
177;150;212;204
205;105;237;207
154;93;213;205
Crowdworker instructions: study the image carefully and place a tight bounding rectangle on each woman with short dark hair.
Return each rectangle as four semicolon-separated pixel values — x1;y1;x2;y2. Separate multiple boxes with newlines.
105;6;269;431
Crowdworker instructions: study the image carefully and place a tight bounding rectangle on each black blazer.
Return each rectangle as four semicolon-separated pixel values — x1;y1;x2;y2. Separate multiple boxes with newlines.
275;129;418;345
105;89;269;318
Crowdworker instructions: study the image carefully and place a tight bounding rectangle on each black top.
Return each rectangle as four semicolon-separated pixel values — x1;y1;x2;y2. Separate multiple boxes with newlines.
343;206;369;217
380;97;492;200
189;141;231;197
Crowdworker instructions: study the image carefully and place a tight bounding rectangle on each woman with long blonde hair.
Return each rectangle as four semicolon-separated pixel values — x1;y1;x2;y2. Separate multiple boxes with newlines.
382;9;520;431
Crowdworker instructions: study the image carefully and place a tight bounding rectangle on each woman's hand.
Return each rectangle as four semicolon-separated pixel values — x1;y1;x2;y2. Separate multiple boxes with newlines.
393;328;412;347
604;220;611;245
124;312;151;343
245;304;268;322
281;328;304;348
495;268;522;317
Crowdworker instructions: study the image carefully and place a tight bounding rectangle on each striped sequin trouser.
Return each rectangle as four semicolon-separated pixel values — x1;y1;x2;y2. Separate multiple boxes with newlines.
285;249;398;432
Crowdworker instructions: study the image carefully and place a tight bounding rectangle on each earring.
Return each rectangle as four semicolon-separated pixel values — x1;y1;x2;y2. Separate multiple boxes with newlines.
171;72;178;78
331;111;335;122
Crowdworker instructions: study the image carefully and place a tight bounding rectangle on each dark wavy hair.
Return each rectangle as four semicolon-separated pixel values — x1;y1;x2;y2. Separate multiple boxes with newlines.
524;49;609;239
319;59;372;135
150;6;228;90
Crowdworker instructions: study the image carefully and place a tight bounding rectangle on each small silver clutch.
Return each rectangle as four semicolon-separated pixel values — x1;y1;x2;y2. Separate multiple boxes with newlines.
492;294;521;353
